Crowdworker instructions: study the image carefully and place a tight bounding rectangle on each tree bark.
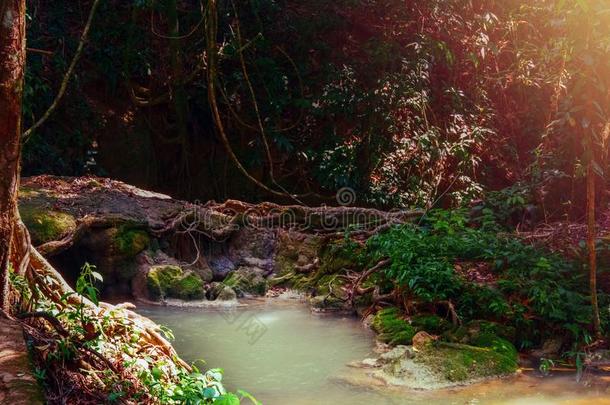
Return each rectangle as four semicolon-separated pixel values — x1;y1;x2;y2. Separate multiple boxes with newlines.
0;0;26;311
587;161;602;338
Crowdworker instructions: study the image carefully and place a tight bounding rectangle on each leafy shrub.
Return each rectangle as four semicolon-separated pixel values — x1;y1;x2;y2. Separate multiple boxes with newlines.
363;209;598;348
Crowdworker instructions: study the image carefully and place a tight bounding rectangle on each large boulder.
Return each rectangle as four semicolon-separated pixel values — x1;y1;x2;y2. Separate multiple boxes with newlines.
229;227;277;267
379;341;517;387
208;255;236;281
223;266;268;296
146;265;205;300
20;205;76;245
342;341;518;390
216;285;237;301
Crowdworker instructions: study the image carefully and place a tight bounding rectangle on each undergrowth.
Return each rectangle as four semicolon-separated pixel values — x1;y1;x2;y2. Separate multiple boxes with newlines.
359;209;608;351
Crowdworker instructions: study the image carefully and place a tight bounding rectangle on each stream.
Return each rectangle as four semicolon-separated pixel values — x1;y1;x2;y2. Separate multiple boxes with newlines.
137;300;610;405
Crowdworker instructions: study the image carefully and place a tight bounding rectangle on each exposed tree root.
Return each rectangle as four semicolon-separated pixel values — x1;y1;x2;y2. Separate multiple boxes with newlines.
4;213;195;403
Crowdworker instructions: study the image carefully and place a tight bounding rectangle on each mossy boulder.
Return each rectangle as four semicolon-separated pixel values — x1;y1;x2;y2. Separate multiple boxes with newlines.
216;286;237;301
415;342;518;382
224;266;268;296
371;307;417;345
469;332;518;360
146;265;205;300
112;226;149;257
169;273;206;299
410;314;453;335
442;320;518;363
20;206;76;245
366;340;518;390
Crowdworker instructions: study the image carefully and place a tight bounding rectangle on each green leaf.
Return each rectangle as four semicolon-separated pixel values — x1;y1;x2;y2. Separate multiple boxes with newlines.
151;367;163;380
215;393;240;405
202;387;217;399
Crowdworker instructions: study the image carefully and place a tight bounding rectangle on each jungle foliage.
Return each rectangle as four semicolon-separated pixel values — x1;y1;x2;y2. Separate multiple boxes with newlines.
346;209;606;351
21;0;609;213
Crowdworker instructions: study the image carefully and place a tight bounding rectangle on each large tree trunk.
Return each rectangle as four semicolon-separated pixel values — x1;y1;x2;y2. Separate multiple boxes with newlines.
587;161;602;338
0;0;27;311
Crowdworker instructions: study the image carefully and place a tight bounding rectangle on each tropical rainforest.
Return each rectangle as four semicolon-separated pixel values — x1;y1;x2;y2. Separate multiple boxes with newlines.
0;0;609;404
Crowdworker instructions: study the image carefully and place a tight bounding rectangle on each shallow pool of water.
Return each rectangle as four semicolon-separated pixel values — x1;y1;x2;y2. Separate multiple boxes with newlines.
137;300;610;405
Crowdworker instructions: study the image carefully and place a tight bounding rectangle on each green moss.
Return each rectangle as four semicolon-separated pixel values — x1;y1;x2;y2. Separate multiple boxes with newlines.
147;265;182;299
19;186;40;198
372;307;417;345
274;254;297;276
444;320;516;345
113;226;149;257
224;267;268;296
318;242;359;275
441;320;518;368
20;206;76;245
470;332;518;361
418;342;518;382
169;273;205;300
410;314;452;335
315;274;347;297
146;265;204;300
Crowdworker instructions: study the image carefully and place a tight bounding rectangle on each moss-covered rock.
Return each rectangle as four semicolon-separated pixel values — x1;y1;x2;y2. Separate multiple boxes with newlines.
314;274;347;297
410;314;452;335
470;332;518;361
20;206;76;245
169;273;205;300
216;286;237;301
415;342;518;382
224;266;268;296
442;320;518;363
147;265;182;299
113;226;149;257
146;265;204;300
371;307;417;345
366;340;518;390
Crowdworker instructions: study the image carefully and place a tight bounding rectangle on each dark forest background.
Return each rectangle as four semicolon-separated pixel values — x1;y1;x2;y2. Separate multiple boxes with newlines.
22;0;609;218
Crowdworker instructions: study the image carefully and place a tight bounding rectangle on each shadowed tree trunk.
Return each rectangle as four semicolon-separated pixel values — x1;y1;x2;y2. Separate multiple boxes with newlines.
0;0;27;311
587;162;601;338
